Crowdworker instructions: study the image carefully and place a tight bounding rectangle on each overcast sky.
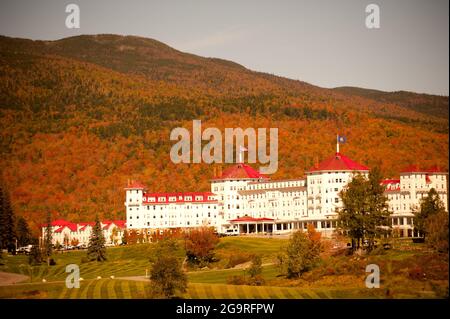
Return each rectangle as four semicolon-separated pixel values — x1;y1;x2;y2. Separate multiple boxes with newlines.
0;0;448;95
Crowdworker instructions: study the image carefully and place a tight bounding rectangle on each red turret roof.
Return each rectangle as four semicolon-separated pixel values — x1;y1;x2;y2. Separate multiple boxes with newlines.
307;152;369;173
213;164;268;180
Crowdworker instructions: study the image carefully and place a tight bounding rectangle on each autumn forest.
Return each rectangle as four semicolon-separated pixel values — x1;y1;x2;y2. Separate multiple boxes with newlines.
0;34;448;234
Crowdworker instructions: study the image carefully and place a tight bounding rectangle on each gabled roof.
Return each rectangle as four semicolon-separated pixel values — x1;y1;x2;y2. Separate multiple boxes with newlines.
381;179;400;185
307;152;369;173
46;219;78;232
213;164;268;180
42;219;126;231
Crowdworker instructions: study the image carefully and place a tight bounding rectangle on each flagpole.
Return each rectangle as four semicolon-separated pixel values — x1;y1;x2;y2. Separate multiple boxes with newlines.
336;134;339;153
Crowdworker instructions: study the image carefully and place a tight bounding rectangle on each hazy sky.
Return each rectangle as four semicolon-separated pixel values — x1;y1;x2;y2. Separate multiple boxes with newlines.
0;0;448;95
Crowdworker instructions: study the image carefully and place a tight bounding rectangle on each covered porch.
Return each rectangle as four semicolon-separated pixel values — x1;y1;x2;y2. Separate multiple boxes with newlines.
229;216;275;235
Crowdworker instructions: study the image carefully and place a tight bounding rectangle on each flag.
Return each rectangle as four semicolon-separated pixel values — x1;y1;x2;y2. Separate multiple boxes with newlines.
239;145;248;152
425;174;431;184
337;135;347;143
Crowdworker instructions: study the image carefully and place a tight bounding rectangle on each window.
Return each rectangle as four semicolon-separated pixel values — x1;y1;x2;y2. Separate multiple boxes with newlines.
335;198;339;203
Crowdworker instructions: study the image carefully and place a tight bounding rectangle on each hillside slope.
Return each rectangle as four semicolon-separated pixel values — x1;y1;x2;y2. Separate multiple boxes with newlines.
0;34;448;231
333;86;448;119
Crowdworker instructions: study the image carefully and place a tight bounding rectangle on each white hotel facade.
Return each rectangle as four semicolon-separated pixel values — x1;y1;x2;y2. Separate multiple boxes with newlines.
125;149;448;238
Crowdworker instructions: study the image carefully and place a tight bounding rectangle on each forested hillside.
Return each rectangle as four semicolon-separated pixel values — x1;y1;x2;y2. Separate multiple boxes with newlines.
0;34;448;232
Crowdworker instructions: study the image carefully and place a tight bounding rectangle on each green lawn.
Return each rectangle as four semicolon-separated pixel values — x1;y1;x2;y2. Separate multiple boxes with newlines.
188;264;279;284
0;236;447;299
0;278;438;299
0;243;184;282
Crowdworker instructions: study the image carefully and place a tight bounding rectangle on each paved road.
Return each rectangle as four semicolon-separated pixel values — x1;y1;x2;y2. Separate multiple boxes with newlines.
0;271;30;286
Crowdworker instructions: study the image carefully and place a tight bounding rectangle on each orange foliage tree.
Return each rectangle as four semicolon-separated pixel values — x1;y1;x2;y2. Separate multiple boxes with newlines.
184;227;219;266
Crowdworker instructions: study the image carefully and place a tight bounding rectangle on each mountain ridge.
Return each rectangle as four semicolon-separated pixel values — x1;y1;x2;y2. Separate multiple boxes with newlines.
0;34;447;231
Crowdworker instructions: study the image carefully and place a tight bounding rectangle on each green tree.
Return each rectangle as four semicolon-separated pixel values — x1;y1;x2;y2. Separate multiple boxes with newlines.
28;238;43;266
0;182;17;253
281;227;322;278
247;255;265;286
150;239;187;298
87;215;107;261
414;188;446;241
338;168;391;251
16;216;32;247
424;209;448;253
247;255;262;278
121;229;128;245
43;211;53;266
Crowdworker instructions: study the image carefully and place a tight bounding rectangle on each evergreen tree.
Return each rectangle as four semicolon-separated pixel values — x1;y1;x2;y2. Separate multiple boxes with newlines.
0;182;17;253
121;229;128;245
16;216;32;247
338;168;391;251
28;238;43;266
87;215;107;261
414;188;447;241
43;211;53;265
365;167;392;250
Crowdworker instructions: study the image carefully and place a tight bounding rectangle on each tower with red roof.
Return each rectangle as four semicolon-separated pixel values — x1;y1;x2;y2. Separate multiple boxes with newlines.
304;152;370;235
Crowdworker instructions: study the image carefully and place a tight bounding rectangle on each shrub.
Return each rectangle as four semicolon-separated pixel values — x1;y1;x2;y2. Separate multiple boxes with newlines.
226;251;253;269
226;275;247;285
408;266;425;280
248;274;265;286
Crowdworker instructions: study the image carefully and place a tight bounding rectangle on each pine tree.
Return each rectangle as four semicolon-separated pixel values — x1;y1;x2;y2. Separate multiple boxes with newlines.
0;182;17;253
43;211;53;265
29;238;43;266
16;216;32;247
87;215;107;261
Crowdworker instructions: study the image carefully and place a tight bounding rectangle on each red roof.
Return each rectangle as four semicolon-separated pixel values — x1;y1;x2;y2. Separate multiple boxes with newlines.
213;164;268;180
42;219;125;231
47;219;78;232
102;220;126;230
229;216;274;223
401;165;446;173
382;179;401;192
381;179;400;185
125;180;147;189
307;152;369;173
143;192;217;205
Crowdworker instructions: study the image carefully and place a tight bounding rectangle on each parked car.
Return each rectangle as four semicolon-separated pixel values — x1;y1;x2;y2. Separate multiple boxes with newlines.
17;245;33;254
